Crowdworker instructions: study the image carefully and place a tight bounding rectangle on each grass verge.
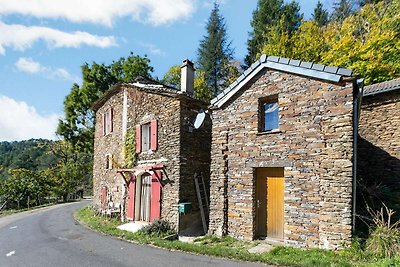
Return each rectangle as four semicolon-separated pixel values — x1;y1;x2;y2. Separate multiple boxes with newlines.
0;202;58;217
75;207;400;267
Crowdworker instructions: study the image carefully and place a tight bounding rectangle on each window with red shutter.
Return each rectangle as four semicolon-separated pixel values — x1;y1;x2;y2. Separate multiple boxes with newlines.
150;120;158;151
136;125;141;153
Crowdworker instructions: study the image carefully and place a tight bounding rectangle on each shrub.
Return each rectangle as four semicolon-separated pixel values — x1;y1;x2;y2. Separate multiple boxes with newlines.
366;206;400;258
140;219;174;236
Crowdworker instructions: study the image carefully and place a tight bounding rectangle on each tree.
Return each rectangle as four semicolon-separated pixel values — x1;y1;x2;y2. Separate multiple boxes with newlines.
331;0;354;24
57;53;153;152
312;1;329;26
245;0;283;66
162;65;216;103
197;2;235;96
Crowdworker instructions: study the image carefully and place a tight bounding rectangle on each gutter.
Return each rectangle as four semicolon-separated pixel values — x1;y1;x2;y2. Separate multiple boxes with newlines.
352;78;364;235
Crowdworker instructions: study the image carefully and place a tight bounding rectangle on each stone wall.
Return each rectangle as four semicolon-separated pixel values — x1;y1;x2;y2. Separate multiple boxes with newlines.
93;91;125;211
93;85;211;231
179;101;212;231
209;69;354;249
357;91;400;215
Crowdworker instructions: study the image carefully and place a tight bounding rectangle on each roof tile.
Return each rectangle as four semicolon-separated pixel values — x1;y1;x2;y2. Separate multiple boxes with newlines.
312;63;325;71
300;61;313;69
267;56;280;63
337;68;352;76
324;66;339;74
289;59;301;66
279;57;290;64
364;78;400;96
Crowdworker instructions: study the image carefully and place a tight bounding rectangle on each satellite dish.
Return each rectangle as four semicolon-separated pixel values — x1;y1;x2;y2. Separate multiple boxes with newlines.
194;110;206;129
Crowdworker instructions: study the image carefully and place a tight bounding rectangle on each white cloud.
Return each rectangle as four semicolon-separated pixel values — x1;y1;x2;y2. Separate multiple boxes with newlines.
15;57;80;82
0;21;117;55
0;0;195;27
139;42;165;56
0;95;60;141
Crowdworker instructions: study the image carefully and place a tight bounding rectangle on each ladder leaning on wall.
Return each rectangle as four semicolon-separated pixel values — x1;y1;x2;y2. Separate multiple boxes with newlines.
194;172;209;234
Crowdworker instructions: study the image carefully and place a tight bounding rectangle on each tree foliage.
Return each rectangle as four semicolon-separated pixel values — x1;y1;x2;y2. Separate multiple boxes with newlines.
245;0;303;66
57;52;153;152
197;3;235;96
331;0;355;24
312;1;329;26
260;0;399;85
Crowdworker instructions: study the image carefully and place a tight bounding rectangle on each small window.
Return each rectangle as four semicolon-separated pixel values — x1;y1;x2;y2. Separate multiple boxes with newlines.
105;154;113;169
103;108;113;135
141;123;152;152
260;98;279;132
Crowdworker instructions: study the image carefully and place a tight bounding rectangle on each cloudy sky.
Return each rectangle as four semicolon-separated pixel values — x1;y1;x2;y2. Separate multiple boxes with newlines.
0;0;328;141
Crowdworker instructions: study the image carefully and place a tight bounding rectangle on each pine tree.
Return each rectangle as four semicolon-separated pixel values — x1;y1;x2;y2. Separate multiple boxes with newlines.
197;2;234;96
245;0;283;66
331;0;354;24
312;1;329;26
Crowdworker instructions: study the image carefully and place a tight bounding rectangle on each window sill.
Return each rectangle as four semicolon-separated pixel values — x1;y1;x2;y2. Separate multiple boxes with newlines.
256;129;282;135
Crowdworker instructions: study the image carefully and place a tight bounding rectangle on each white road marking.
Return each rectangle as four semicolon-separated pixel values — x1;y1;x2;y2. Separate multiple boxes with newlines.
6;251;15;257
9;226;17;230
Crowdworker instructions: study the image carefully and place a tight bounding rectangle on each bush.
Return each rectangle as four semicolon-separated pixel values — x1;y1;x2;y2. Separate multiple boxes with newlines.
366;206;400;258
140;219;174;236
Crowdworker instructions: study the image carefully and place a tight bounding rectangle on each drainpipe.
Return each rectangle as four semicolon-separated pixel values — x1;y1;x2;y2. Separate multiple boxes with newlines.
352;78;364;235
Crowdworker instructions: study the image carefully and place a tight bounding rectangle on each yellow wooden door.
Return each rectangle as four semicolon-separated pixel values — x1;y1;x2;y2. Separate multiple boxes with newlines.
266;168;284;239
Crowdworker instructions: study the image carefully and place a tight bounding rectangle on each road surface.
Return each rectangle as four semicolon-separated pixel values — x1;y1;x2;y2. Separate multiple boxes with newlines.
0;200;266;267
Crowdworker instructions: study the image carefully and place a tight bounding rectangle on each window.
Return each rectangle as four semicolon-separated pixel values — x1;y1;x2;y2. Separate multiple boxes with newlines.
103;108;113;135
105;154;113;169
141;123;152;152
260;97;279;132
136;120;158;153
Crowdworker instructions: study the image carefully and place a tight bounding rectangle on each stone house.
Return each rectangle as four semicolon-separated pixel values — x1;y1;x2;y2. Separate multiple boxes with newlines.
208;54;363;249
357;79;400;216
92;60;211;232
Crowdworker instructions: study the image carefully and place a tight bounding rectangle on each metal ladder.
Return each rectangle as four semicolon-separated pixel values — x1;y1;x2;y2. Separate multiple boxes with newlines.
194;172;209;234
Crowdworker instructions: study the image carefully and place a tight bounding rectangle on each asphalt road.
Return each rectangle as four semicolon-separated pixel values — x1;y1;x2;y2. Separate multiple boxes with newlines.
0;200;267;267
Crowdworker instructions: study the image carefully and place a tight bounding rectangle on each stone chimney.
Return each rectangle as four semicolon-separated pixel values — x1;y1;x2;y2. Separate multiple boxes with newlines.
180;59;195;96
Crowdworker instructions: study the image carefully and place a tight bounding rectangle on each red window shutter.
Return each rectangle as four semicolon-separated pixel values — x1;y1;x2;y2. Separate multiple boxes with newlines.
150;120;158;151
150;171;162;222
102;113;106;136
101;186;107;210
109;108;113;133
126;176;136;220
135;125;141;153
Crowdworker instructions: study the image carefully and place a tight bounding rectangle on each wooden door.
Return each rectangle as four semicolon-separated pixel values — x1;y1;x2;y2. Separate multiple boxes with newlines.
266;168;284;239
126;178;135;220
150;171;162;222
140;174;152;222
255;168;284;239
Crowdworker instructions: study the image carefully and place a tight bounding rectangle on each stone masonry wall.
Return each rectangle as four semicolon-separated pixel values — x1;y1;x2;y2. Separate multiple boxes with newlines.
209;69;354;249
179;101;212;231
93;91;125;211
358;91;400;206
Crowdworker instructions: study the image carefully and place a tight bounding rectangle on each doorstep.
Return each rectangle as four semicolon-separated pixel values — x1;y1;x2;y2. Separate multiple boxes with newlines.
117;221;149;233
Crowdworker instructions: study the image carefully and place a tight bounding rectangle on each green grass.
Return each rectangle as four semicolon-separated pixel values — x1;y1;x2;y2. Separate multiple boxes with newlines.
75;207;400;267
0;202;57;217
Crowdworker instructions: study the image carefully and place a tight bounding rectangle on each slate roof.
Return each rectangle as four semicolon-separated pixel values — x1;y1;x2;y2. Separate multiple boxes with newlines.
363;78;400;96
211;54;354;108
93;76;204;111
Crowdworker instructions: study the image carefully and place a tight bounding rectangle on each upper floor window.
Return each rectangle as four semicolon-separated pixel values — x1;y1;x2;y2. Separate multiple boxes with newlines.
136;120;158;153
102;108;113;136
260;97;279;132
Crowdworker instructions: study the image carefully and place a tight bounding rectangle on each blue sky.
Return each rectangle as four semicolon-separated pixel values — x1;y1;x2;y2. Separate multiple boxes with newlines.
0;0;329;141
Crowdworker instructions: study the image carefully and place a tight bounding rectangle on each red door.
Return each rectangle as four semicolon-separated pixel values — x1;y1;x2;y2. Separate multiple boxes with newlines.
101;186;107;210
126;176;135;220
150;171;162;222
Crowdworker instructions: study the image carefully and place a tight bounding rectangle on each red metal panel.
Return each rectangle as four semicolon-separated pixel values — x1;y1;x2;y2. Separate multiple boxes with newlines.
150;171;162;222
126;176;135;220
135;125;141;153
101;186;107;210
109;108;113;133
150;120;158;151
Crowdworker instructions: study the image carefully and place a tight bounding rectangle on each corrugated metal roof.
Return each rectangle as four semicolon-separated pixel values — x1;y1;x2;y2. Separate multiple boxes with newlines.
363;78;400;96
211;54;354;108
